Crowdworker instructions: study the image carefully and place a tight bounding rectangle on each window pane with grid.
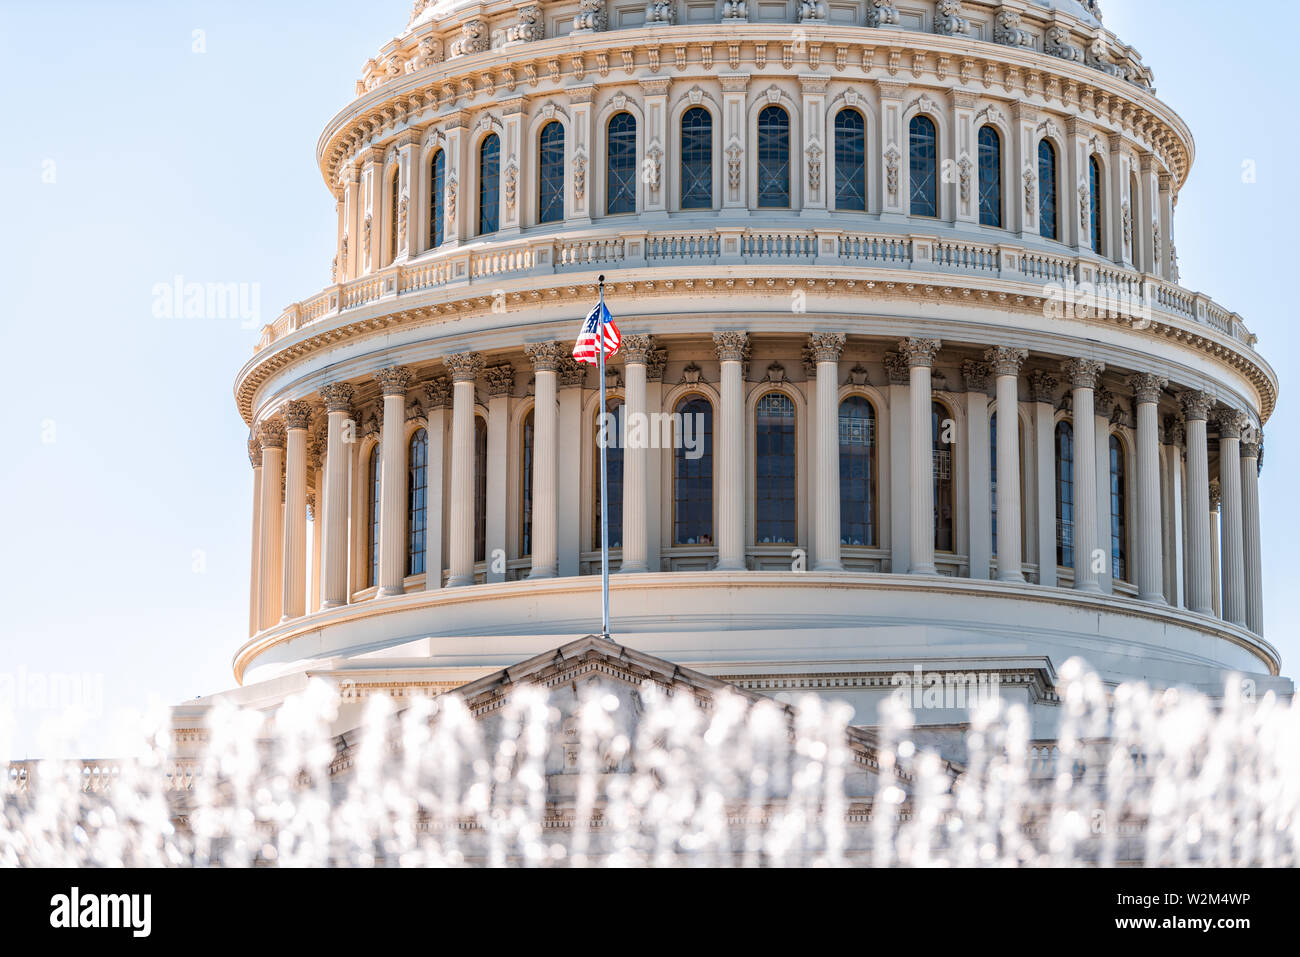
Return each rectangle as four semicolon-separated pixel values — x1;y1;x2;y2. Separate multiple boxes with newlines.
1056;421;1074;568
1110;435;1127;581
1038;139;1058;240
367;446;380;588
932;401;954;551
478;134;500;235
1089;156;1104;254
839;396;876;546
910;115;938;218
680;107;712;210
756;106;790;208
594;399;624;548
474;417;488;563
408;429;427;576
606;113;637;215
834;109;866;211
978;125;1002;228
429;150;445;248
755;393;796;544
521;410;534;556
673;397;713;545
538;122;565;224
990;412;998;556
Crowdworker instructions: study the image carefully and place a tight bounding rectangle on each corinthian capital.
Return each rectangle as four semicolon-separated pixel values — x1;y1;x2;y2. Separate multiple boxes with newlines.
444;351;485;383
320;381;355;413
423;375;452;409
248;435;261;468
713;331;749;362
484;363;516;397
881;351;910;385
524;341;565;372
283;400;313;431
1211;407;1247;439
257;417;287;450
1127;373;1168;405
619;334;655;365
1179;389;1213;421
808;332;847;364
899;337;942;368
1060;358;1105;389
558;356;587;388
960;359;992;395
1027;370;1058;404
373;366;414;396
983;346;1027;377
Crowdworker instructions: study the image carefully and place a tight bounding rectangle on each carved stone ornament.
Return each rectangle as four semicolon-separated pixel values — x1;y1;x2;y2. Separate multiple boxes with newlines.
646;349;668;382
573;152;587;203
882;351;910;385
423;376;452;409
449;19;489;58
848;364;870;387
446;175;458;222
1121;199;1133;252
958;156;972;203
764;361;788;384
320;382;355;414
984;346;1027;377
247;435;261;468
258;417;287;450
619;334;654;364
807;142;823;193
484;363;516;397
645;145;663;192
726;141;743;191
374;366;414;396
362;214;372;260
1179;389;1213;422
558;356;587;387
722;0;748;19
444;352;485;383
1023;167;1036;215
681;361;704;385
397;194;409;248
1045;26;1084;63
1028;370;1058;404
504;162;519;213
646;0;677;24
507;5;544;43
1211;408;1247;440
867;0;900;28
797;0;827;22
994;10;1033;47
933;0;970;36
574;0;607;33
406;396;425;422
885;146;901;199
961;359;992;395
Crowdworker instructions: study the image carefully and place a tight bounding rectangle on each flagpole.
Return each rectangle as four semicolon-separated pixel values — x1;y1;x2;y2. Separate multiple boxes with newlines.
597;275;611;640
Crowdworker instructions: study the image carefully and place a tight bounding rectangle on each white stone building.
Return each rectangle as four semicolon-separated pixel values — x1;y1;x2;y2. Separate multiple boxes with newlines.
182;0;1291;760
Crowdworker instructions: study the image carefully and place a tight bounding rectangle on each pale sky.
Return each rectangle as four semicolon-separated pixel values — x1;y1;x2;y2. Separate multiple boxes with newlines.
1;1;1296;758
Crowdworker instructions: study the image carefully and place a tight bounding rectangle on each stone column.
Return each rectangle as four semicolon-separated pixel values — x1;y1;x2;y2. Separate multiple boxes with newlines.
247;438;262;636
1129;374;1168;603
422;377;451;590
1161;417;1186;607
987;347;1027;582
1209;481;1222;618
557;358;585;576
525;344;563;579
1240;434;1263;634
256;418;286;631
1093;387;1115;595
1029;372;1058;588
810;333;846;571
342;165;361;280
308;490;320;613
319;382;355;608
646;348;667;572
1061;359;1104;592
280;401;312;620
902;338;941;574
484;363;514;583
883;352;911;575
374;367;414;597
446;352;484;586
714;332;748;571
1180;390;1214;615
1214;409;1247;627
618;335;653;573
362;147;384;274
962;361;992;581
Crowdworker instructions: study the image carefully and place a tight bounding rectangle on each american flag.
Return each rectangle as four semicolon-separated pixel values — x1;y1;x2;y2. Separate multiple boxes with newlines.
572;301;620;365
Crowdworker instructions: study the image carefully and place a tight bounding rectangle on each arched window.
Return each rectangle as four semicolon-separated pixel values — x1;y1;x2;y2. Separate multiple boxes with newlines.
756;106;791;208
520;409;534;556
1038;139;1058;240
538;121;565;224
388;169;400;265
478;133;500;235
932;401;954;552
1055;421;1075;568
1088;156;1104;254
839;396;877;547
408;429;428;576
473;416;488;563
978;125;1002;228
366;444;381;588
834;109;866;211
910;115;938;218
755;393;796;544
990;412;998;556
606;112;637;215
673;396;714;545
680;107;712;209
429;149;445;248
1110;435;1127;581
594;398;625;548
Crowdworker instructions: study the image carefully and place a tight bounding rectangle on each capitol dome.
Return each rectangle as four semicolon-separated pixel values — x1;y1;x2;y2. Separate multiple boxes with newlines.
215;0;1288;747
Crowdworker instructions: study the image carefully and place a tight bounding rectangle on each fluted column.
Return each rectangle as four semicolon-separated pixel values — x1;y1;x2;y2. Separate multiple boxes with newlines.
618;335;653;574
247;438;262;637
525;344;562;579
1241;434;1263;634
374;367;414;597
1214;409;1247;626
1181;390;1214;615
320;382;355;608
902;338;941;575
280;401;312;620
1130;374;1168;603
256;418;286;631
714;332;748;571
1029;371;1059;588
422;377;451;590
986;347;1027;582
446;352;484;586
810;333;846;571
1209;482;1222;618
1061;359;1104;593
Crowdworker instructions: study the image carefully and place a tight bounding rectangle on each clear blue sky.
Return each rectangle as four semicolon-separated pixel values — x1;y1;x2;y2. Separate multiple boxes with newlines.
1;1;1296;757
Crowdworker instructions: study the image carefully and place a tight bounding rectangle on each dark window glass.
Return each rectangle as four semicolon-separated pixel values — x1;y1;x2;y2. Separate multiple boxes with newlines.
388;171;399;265
606;112;637;215
756;106;791;208
680;107;713;210
1038;139;1058;240
839;396;876;547
478;133;500;235
673;397;714;545
1056;421;1075;568
990;412;998;557
1089;156;1104;254
521;410;534;556
1110;435;1127;581
367;445;381;588
932;401;954;552
978;125;1002;228
538;121;565;224
408;429;427;576
429;150;445;248
910;115;938;218
755;393;796;544
594;398;625;549
834;109;866;211
474;417;488;563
